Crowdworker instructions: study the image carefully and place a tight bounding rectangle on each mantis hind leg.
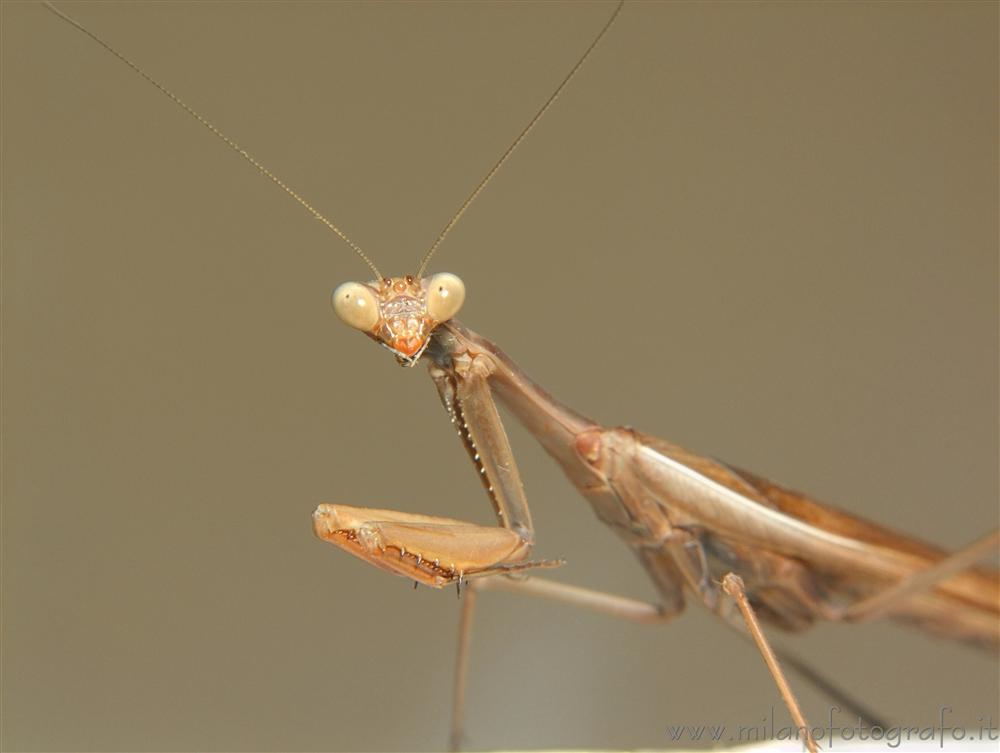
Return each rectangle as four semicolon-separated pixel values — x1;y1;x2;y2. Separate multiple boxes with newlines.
839;528;1000;623
450;582;478;753
721;573;819;753
448;574;685;751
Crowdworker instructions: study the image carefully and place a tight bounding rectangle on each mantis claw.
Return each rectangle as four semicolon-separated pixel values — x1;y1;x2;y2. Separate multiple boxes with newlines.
313;503;544;588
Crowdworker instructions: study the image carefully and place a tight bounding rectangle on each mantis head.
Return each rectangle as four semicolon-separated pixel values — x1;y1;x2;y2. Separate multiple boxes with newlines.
332;273;466;366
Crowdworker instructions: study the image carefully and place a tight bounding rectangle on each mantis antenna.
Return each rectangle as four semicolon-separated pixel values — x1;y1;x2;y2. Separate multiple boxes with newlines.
43;0;625;282
415;0;625;278
42;0;383;281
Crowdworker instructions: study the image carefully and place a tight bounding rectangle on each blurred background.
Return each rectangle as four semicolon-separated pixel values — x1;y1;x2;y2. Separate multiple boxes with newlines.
3;1;997;750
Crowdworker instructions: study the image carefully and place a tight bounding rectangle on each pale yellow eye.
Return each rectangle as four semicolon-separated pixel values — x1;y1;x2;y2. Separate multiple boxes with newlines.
332;282;379;331
425;273;465;322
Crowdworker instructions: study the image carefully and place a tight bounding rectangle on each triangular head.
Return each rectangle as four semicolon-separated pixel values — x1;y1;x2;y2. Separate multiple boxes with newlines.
332;273;465;366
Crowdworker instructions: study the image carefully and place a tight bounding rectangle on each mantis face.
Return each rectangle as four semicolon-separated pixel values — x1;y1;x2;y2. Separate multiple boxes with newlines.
332;273;466;365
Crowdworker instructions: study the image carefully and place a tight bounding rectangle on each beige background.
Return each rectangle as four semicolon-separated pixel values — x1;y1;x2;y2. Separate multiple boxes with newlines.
3;1;997;751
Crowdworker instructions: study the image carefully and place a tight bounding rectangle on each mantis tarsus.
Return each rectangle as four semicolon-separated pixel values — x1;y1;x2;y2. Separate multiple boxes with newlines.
35;2;996;748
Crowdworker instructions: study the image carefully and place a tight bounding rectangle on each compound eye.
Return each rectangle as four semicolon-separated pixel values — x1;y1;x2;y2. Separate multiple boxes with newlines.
425;273;465;322
332;282;379;331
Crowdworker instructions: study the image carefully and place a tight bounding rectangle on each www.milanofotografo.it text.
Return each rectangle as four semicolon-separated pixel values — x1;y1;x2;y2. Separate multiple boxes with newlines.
665;706;998;748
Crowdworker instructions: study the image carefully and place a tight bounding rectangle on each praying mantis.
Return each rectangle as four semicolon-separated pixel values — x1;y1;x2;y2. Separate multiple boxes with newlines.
17;0;1000;748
